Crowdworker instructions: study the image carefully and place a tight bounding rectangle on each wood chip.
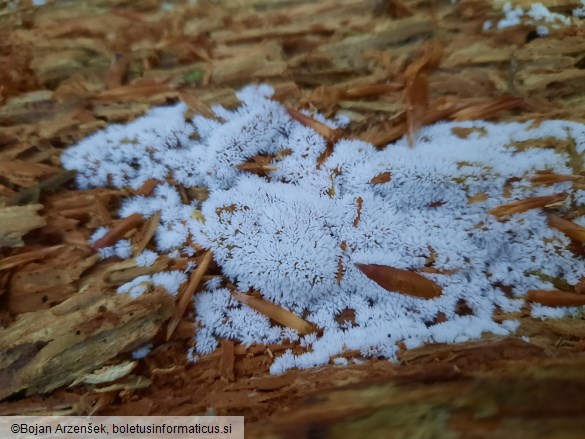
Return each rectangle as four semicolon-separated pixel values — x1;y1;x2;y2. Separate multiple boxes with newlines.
93;79;176;103
70;361;137;386
286;107;340;143
0;245;65;271
405;73;428;146
132;211;161;256
0;204;46;248
104;53;129;90
220;340;235;383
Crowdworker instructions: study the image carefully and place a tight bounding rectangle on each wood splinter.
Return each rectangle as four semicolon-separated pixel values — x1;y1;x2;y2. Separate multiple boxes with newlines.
166;250;213;340
92;213;143;251
232;291;313;335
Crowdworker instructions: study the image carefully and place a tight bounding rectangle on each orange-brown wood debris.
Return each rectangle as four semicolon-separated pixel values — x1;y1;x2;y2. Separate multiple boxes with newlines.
1;0;585;431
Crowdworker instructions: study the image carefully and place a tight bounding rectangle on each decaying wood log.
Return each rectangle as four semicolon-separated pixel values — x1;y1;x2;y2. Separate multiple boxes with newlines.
252;354;585;438
0;204;45;248
0;289;174;399
1;0;585;424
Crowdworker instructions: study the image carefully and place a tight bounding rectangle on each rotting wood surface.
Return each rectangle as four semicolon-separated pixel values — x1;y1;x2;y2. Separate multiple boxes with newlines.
0;0;584;432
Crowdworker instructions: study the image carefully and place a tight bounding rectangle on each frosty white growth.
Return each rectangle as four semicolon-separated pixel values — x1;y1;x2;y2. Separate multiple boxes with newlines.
62;85;585;373
485;1;583;32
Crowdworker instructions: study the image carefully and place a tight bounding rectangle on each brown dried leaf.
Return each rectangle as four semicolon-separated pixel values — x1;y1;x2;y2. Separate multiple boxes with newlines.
232;291;313;335
489;193;567;218
355;263;442;299
547;215;585;243
526;290;585;307
361;94;460;147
